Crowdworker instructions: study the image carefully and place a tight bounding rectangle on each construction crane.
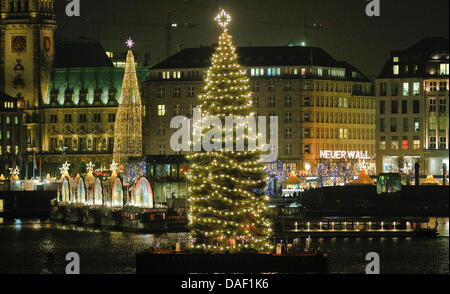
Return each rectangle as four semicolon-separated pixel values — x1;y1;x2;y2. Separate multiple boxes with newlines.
83;10;197;58
183;0;220;11
259;21;324;47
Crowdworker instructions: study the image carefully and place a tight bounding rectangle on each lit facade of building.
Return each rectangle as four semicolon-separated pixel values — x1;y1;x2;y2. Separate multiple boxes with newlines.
0;2;150;175
142;46;375;173
0;91;26;174
375;37;449;176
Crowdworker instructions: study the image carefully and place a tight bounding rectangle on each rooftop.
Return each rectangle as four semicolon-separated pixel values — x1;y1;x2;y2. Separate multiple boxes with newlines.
54;40;114;69
152;46;370;82
378;37;449;78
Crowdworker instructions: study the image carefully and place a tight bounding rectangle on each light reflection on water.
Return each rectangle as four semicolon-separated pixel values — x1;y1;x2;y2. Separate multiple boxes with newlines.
0;219;448;274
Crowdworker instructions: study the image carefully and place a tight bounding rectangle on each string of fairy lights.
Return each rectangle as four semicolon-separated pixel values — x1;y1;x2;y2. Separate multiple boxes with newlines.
187;9;273;252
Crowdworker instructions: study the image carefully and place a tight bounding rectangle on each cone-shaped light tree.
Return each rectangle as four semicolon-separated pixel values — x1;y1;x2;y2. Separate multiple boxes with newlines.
113;38;143;166
187;9;273;252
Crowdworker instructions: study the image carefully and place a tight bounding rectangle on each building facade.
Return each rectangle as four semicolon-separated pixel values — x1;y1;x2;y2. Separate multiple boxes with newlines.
375;37;449;176
0;91;26;175
1;1;150;176
142;46;375;174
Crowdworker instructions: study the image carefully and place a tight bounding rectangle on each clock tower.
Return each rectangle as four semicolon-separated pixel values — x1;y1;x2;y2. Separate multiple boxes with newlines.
0;0;56;152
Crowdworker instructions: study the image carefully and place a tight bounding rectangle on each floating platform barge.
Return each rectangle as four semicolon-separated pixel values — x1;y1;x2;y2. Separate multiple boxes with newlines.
136;251;328;274
50;201;187;233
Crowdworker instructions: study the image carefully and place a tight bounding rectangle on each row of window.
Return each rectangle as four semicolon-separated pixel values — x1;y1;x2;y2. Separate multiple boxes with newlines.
0;129;20;141
252;96;375;109
0;145;19;156
2;101;15;109
49;137;114;153
153;143;373;156
379;82;421;96
379;100;421;114
379;117;447;133
158;86;195;98
49;113;116;124
380;136;447;151
0;116;19;125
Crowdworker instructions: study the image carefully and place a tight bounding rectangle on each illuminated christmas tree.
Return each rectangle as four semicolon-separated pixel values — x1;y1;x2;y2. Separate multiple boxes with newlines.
113;38;143;166
187;10;273;252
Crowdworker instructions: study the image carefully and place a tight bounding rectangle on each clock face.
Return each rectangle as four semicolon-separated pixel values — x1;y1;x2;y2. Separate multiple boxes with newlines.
43;37;52;52
11;36;27;53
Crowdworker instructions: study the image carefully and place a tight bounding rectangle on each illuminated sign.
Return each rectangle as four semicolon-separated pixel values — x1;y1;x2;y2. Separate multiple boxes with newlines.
320;150;371;160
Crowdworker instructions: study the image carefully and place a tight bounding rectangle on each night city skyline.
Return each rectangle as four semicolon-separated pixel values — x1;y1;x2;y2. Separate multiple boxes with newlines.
0;0;449;283
55;0;450;77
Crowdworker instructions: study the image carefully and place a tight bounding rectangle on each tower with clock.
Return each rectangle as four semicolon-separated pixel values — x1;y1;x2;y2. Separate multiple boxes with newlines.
0;0;57;152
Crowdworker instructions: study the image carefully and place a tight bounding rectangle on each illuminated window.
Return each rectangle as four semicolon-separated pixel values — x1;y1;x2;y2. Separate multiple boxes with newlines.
6;116;10;125
380;137;386;150
393;56;399;62
402;139;409;150
439;117;447;131
413;137;420;150
393;65;399;75
413;82;420;95
402;82;409;96
391;139;399;151
439;63;449;75
6;130;10;140
157;105;165;116
429;117;436;131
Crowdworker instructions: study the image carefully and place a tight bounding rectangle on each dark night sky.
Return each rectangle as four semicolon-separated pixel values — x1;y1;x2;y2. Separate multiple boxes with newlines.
56;0;449;77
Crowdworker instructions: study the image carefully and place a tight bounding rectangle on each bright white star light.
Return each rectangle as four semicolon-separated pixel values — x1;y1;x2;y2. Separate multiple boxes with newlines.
126;37;134;49
110;160;118;172
86;161;95;172
215;9;231;28
59;161;70;175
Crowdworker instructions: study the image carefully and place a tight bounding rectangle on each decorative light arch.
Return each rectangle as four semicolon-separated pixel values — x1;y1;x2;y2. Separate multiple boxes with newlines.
61;176;70;202
94;178;103;205
77;177;86;204
112;177;123;207
133;177;154;208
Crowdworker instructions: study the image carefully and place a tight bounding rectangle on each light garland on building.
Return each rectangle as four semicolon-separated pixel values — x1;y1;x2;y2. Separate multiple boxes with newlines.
187;9;273;253
113;40;143;166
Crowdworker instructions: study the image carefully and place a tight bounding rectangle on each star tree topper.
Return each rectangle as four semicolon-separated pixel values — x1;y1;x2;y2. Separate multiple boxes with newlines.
126;37;135;49
59;161;70;176
215;9;231;29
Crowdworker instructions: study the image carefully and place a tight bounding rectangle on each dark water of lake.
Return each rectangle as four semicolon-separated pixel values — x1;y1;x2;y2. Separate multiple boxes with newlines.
0;219;448;274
